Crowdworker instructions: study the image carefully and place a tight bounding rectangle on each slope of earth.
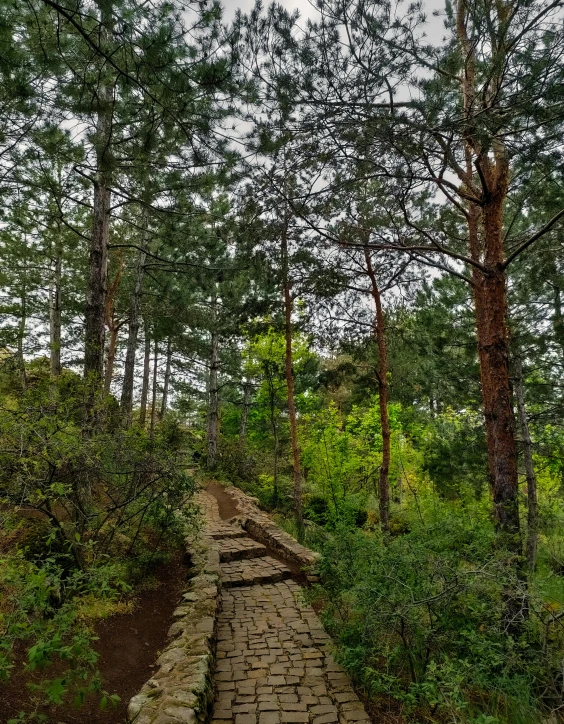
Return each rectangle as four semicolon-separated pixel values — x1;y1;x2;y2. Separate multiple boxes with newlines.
0;551;188;724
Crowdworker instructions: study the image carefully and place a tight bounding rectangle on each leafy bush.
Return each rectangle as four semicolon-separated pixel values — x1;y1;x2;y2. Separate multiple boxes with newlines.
0;547;125;709
311;506;564;723
420;409;488;499
0;374;196;716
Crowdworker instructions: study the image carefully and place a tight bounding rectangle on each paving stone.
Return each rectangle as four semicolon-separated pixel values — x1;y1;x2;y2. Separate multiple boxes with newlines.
202;491;371;724
312;705;338;715
334;693;357;704
260;713;281;724
280;713;309;723
221;556;292;587
313;715;339;724
235;714;256;724
340;711;370;722
219;536;268;562
207;522;248;540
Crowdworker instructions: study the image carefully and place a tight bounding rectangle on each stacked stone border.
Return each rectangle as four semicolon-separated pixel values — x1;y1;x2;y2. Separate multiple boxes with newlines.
226;486;320;575
127;510;221;724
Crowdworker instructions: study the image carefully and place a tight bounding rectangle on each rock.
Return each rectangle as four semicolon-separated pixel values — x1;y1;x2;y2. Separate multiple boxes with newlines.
128;693;153;720
163;706;196;722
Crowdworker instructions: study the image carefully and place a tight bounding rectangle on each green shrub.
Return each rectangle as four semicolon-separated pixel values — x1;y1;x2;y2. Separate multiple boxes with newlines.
0;374;197;717
312;508;559;724
304;494;330;525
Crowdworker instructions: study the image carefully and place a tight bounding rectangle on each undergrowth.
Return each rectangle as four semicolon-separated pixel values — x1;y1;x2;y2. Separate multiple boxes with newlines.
0;372;197;721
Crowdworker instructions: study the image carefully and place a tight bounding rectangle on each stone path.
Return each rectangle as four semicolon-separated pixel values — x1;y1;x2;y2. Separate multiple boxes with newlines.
200;488;372;724
220;557;292;588
219;538;268;562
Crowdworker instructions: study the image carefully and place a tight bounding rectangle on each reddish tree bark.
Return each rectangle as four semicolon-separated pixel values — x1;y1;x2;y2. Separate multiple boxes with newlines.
363;247;390;532
457;0;520;546
471;158;520;543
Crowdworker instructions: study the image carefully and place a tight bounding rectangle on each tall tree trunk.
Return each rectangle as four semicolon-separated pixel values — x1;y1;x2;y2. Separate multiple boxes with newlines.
239;380;252;448
468;200;520;547
161;337;172;417
49;239;62;378
269;383;279;507
552;284;564;360
364;247;390;532
103;325;120;395
84;0;113;383
281;215;303;538
139;323;151;427
207;327;220;469
468;210;497;489
121;246;146;421
513;354;538;571
17;277;27;391
480;188;520;545
457;0;520;547
150;340;158;437
103;258;125;395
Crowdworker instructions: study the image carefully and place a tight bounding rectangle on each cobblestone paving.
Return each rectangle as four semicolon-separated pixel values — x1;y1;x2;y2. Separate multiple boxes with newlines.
200;487;372;724
208;522;248;540
219;537;269;562
221;557;292;588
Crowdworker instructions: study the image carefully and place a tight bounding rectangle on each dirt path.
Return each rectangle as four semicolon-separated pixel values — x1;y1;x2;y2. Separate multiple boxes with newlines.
207;479;241;520
0;552;188;724
203;484;372;724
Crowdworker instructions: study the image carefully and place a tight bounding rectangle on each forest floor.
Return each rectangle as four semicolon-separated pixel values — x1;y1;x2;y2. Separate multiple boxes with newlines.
2;484;404;724
0;551;188;724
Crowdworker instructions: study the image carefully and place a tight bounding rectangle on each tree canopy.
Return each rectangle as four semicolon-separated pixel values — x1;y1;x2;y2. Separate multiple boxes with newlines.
2;0;564;721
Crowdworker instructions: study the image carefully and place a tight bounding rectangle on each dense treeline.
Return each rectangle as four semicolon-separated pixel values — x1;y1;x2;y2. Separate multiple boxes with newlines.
1;0;564;721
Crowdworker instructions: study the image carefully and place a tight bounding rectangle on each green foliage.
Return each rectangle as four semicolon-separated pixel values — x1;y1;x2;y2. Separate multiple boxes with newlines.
242;328;318;445
220;330;564;722
0;371;195;716
0;546;124;711
312;507;557;723
420;409;488;499
301;399;422;526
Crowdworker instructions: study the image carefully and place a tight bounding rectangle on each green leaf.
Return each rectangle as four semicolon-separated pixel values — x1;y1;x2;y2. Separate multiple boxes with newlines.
46;677;67;704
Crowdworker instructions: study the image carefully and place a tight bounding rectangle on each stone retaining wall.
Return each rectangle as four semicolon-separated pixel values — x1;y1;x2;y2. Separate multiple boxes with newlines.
226;486;320;573
127;502;221;724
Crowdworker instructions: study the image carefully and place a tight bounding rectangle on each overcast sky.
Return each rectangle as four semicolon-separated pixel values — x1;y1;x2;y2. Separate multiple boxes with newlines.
222;0;448;44
223;0;314;22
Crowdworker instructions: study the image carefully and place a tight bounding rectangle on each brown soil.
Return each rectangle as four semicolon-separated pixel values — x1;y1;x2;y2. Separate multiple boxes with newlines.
0;552;188;724
206;479;240;520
